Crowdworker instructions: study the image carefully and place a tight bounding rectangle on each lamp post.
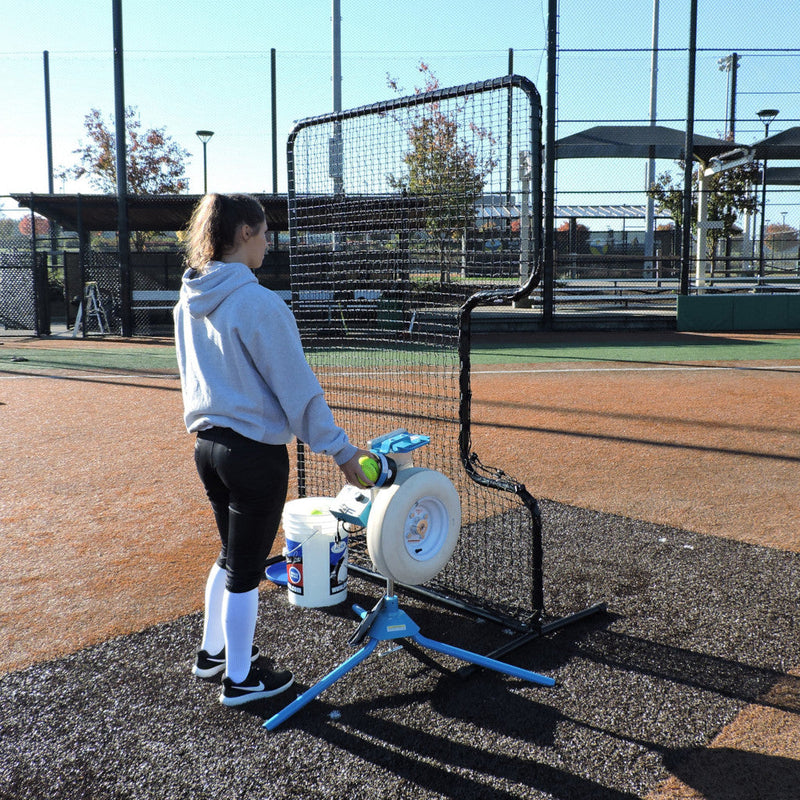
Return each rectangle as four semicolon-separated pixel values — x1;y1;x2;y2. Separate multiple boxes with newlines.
196;130;214;194
756;109;778;275
717;53;740;138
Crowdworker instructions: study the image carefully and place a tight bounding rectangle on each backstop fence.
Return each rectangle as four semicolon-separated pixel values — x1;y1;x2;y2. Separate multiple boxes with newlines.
3;38;799;335
285;75;551;629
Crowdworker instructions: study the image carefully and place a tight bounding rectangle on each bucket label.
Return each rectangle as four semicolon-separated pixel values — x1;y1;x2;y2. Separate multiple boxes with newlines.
285;535;348;598
330;538;347;595
286;537;304;595
287;562;303;592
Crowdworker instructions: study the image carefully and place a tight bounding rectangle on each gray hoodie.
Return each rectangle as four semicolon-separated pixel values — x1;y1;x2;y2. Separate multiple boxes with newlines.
173;260;356;465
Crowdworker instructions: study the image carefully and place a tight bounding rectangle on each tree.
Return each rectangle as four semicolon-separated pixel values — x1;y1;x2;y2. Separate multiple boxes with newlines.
387;63;497;282
647;159;759;266
0;215;28;249
766;222;798;244
765;222;799;269
59;106;190;195
18;214;51;238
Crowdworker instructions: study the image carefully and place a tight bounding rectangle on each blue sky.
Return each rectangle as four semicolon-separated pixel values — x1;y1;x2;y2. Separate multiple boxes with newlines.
2;0;798;225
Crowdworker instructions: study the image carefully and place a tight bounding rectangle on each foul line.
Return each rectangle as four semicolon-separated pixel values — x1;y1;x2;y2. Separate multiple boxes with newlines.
471;364;800;375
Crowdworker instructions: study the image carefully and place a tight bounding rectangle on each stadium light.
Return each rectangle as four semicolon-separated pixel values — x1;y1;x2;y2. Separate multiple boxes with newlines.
196;130;214;194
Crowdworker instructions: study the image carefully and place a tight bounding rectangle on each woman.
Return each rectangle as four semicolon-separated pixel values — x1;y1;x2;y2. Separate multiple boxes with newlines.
174;193;371;707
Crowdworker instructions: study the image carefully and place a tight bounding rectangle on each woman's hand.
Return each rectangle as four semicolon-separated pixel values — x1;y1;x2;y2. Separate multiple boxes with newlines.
338;448;375;487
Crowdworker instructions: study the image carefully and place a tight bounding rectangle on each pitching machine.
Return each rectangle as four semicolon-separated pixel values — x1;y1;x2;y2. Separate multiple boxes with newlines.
264;429;554;731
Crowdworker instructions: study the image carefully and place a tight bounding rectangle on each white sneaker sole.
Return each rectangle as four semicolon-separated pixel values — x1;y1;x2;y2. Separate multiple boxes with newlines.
219;675;294;706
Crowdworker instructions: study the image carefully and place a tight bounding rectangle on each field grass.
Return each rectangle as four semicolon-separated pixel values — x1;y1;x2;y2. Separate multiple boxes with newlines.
3;331;800;375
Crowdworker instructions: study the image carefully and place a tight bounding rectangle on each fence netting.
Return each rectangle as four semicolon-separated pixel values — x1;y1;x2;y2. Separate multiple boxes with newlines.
288;76;545;627
4;41;799;334
0;250;36;333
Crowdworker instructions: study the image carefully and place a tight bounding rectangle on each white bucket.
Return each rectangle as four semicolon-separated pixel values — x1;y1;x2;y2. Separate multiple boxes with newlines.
282;497;347;608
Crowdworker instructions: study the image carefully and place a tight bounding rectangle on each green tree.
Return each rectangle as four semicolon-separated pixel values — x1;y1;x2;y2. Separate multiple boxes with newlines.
59;106;191;251
59;106;190;196
647;159;759;264
387;63;497;282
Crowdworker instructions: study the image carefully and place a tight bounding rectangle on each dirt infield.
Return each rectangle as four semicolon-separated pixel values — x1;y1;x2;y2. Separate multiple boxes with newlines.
470;358;800;551
1;331;798;798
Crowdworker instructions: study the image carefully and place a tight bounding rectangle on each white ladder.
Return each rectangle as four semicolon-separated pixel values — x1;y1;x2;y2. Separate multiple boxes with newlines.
72;282;110;337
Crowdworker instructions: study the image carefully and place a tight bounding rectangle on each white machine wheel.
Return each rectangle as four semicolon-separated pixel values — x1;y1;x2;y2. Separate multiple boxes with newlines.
366;467;461;585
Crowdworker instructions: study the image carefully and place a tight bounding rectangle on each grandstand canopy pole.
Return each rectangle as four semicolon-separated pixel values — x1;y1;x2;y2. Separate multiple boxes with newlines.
112;0;132;336
680;0;698;296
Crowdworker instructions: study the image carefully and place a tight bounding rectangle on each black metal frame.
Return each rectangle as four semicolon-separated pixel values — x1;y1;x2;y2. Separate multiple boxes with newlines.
290;74;605;653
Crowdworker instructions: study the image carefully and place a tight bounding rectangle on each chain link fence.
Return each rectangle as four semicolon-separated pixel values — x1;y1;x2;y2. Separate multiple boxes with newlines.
0;200;47;334
3;37;799;334
552;45;800;317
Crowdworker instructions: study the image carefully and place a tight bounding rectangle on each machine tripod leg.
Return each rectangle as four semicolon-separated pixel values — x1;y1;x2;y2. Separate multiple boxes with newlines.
263;638;378;731
411;632;555;686
264;593;555;731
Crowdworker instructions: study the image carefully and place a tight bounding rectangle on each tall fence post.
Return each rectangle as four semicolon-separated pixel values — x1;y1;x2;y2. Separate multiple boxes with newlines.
113;0;132;336
680;0;698;296
542;0;558;326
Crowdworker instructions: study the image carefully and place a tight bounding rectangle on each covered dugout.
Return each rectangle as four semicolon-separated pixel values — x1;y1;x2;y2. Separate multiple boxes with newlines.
10;193;289;335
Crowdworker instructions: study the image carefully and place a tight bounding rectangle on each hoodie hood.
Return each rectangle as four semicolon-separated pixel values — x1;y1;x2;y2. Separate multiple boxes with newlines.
179;261;257;319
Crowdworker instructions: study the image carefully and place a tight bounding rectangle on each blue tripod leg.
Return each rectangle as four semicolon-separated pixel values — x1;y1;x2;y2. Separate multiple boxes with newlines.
263;637;379;731
412;632;555;687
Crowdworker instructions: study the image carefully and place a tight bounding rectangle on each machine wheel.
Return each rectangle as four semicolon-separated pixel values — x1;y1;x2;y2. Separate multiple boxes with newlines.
366;467;461;585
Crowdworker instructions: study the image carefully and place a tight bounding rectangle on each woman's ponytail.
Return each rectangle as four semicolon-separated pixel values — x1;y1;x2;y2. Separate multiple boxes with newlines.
183;193;265;273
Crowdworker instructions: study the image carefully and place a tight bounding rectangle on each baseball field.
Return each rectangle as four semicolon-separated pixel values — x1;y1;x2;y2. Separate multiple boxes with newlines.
0;329;797;799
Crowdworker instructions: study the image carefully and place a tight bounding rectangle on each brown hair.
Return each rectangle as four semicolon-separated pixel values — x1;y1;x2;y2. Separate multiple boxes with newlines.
183;193;266;272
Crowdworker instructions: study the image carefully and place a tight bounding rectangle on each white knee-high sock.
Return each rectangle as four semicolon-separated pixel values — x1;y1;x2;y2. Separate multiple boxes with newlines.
222;588;259;682
200;563;227;656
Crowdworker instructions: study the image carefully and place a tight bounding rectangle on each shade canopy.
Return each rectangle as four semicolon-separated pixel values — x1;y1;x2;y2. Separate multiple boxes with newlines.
764;166;800;186
750;127;800;160
555;125;741;163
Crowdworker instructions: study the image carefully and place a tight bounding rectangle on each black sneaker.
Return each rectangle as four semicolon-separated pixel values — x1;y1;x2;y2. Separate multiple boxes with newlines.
193;645;259;679
220;665;294;707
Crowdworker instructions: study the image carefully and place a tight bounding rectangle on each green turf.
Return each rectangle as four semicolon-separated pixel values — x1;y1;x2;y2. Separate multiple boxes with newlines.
470;336;800;365
2;334;800;374
0;346;179;374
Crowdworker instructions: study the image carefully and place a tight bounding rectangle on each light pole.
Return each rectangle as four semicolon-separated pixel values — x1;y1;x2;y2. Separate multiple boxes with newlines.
756;109;778;275
196;130;214;194
717;53;740;138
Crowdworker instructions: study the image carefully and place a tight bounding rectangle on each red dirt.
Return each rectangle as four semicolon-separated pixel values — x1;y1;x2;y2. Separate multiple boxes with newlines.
1;334;798;798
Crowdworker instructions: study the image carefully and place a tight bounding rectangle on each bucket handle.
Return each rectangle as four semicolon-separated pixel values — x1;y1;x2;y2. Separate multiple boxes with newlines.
284;519;346;557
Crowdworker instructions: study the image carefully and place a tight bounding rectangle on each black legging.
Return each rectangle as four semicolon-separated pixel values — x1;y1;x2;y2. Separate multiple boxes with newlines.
194;427;289;593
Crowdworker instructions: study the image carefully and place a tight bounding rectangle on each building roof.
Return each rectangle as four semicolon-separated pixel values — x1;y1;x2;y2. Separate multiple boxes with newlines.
555;204;667;219
11;193;289;233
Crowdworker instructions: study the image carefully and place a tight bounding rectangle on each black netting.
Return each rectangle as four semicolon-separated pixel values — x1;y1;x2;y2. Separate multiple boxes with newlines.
0;249;36;332
289;76;544;626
